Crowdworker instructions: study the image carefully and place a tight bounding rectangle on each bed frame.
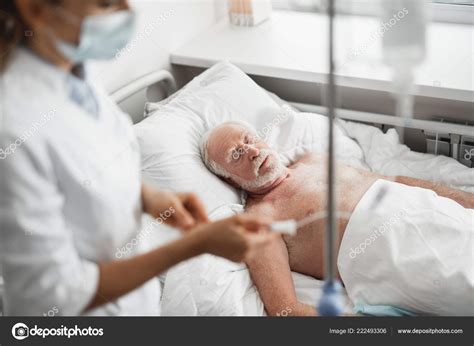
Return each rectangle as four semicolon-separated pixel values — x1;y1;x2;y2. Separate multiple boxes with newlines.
292;103;474;166
110;70;178;124
110;70;177;104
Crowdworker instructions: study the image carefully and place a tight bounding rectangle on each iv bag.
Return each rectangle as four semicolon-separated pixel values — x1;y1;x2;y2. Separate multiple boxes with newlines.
381;0;428;71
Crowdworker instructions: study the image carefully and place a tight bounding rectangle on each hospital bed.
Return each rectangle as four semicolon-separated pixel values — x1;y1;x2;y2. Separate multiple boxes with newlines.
107;61;473;316
0;62;471;316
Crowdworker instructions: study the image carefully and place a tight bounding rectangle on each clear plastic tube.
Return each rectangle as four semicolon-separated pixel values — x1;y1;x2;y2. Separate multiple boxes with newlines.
395;89;415;143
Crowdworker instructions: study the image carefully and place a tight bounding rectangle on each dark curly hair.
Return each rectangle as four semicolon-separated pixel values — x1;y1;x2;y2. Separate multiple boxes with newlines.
0;1;25;71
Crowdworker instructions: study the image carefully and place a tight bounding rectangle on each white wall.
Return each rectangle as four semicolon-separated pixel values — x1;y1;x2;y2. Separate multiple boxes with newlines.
93;0;226;93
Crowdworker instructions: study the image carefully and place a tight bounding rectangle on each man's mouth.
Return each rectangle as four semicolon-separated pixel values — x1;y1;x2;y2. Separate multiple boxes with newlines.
258;155;270;173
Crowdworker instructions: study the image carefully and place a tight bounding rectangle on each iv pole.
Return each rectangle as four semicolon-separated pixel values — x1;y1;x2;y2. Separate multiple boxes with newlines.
317;0;344;316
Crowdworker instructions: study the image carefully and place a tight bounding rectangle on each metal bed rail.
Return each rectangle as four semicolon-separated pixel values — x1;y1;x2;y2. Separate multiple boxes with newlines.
110;70;177;104
290;102;473;138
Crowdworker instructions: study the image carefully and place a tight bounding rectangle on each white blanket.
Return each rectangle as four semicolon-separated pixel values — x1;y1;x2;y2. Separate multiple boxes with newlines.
339;179;473;316
161;112;473;316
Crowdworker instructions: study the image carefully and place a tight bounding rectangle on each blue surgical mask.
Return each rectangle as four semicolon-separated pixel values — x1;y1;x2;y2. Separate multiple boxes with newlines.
52;10;136;63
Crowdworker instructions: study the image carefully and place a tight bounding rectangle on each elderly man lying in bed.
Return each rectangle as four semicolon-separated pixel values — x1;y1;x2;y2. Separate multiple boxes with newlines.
200;121;474;316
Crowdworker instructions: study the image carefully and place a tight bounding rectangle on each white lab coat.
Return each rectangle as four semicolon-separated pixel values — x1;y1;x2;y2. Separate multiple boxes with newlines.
0;48;160;316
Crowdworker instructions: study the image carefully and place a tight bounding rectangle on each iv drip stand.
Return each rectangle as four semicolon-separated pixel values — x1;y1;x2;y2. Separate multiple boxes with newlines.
316;0;344;317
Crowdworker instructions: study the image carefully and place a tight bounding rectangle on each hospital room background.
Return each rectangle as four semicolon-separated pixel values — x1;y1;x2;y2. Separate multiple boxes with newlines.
0;0;473;320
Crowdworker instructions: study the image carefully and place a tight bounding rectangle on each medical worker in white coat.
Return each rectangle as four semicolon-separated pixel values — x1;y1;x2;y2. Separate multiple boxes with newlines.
0;0;274;316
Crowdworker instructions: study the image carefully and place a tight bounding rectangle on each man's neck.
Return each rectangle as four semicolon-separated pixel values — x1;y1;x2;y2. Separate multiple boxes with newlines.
247;169;290;198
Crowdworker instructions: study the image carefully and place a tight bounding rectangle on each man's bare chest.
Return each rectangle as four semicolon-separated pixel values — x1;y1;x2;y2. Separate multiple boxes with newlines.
246;164;327;221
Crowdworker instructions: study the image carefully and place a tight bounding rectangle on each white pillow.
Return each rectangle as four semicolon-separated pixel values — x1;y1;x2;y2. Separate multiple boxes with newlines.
135;61;367;216
135;61;283;214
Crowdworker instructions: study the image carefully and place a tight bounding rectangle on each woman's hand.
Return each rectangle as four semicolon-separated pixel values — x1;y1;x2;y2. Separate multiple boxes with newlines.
141;185;209;230
190;214;277;262
86;213;275;311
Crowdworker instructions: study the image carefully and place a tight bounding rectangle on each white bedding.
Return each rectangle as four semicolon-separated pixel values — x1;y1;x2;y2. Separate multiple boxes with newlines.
134;61;473;316
339;179;474;316
339;121;474;193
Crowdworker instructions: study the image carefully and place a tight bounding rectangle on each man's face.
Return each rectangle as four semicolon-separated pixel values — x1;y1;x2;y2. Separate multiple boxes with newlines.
207;124;286;192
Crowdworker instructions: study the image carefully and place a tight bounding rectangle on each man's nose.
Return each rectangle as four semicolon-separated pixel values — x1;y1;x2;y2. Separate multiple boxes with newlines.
248;146;260;160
